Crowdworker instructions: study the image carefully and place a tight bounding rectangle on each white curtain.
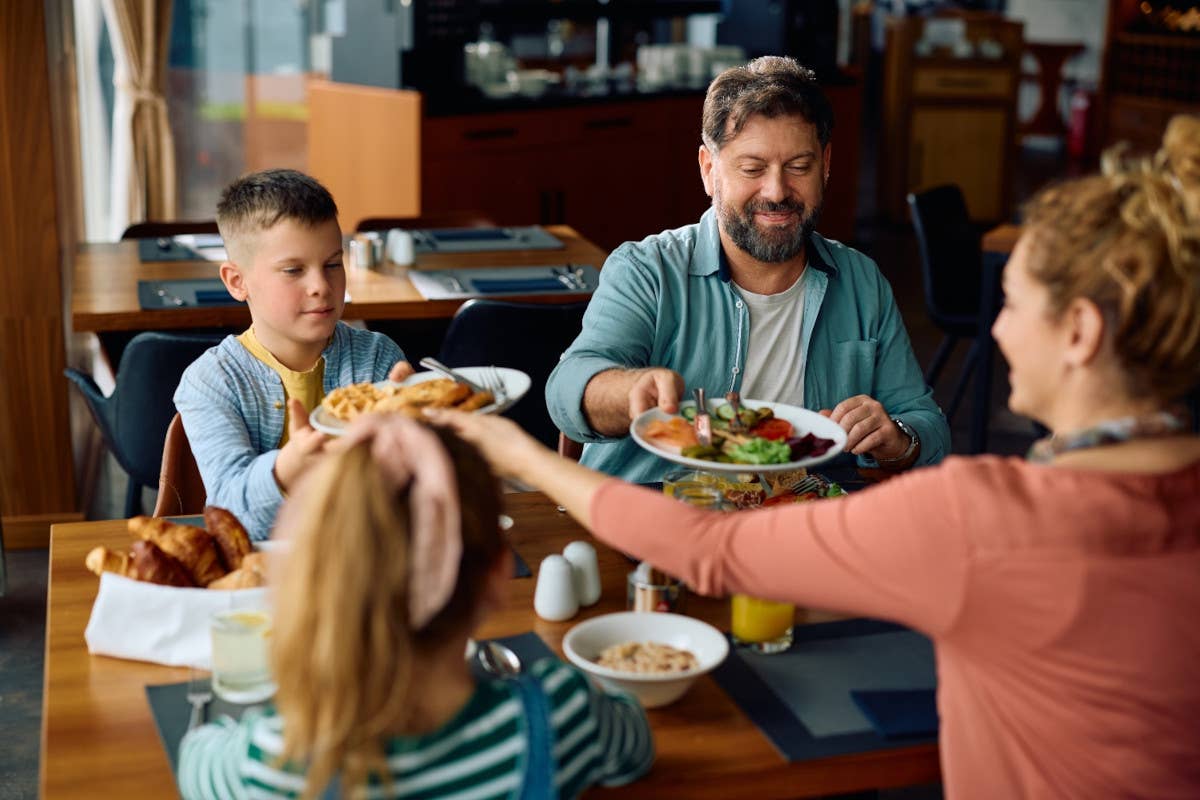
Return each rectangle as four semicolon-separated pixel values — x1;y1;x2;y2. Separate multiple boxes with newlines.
101;0;177;239
75;0;110;242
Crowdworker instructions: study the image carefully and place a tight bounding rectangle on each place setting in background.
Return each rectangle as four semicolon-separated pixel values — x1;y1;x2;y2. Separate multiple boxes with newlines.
405;262;600;300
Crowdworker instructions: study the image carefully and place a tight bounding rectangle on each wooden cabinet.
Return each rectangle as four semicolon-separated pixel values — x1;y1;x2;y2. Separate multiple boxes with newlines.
423;82;863;251
422;97;709;252
880;14;1024;222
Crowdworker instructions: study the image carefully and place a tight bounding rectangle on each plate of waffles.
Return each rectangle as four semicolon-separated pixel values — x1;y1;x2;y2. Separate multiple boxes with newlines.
309;367;531;436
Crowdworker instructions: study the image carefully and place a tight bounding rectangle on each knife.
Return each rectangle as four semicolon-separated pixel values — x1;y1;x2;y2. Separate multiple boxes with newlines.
692;387;712;447
418;357;490;395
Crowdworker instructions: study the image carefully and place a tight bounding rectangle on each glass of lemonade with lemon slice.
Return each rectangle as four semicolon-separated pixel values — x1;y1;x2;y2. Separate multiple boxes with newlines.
211;609;276;703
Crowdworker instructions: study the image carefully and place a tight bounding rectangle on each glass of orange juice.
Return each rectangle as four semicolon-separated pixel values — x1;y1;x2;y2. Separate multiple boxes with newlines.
731;594;794;654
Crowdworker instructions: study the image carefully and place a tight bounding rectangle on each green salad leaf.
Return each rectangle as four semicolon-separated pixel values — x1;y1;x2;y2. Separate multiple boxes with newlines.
727;437;792;465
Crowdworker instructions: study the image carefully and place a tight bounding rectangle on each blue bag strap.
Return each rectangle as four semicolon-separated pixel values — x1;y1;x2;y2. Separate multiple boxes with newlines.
319;774;341;800
512;672;559;800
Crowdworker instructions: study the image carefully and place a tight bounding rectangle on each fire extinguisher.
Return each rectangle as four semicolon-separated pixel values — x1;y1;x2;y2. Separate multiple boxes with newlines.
1068;87;1094;160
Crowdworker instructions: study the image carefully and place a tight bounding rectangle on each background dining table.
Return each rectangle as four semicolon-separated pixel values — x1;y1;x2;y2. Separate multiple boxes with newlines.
71;225;605;334
41;491;940;799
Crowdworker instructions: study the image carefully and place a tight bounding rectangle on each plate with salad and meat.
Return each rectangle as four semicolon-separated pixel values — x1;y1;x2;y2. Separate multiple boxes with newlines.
630;397;847;474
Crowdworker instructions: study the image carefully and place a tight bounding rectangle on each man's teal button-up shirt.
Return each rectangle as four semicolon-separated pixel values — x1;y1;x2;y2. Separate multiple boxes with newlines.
545;209;951;483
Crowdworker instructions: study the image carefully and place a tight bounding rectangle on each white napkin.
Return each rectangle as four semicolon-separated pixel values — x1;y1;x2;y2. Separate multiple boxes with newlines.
84;573;268;669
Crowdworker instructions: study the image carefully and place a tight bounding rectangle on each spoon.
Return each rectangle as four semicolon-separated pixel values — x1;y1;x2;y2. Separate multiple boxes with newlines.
477;640;522;678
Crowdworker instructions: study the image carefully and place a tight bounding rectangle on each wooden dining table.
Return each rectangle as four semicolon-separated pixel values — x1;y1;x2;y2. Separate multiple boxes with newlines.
71;225;605;333
41;492;940;799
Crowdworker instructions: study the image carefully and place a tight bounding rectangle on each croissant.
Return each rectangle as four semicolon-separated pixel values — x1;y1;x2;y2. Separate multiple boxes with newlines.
204;506;252;571
207;570;260;590
85;546;130;577
128;516;225;586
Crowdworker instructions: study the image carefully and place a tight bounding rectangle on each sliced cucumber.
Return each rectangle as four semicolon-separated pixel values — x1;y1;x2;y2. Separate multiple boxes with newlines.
681;406;697;421
714;403;736;420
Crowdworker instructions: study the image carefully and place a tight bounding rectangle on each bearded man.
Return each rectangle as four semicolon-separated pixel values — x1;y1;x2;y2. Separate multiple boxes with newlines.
546;56;949;482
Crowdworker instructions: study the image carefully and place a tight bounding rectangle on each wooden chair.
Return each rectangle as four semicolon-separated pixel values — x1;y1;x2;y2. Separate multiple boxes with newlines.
121;220;219;239
0;515;7;597
558;432;583;462
153;414;207;517
354;211;496;232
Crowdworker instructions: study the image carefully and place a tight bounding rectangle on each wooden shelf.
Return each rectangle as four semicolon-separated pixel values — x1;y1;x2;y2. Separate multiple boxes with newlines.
1098;0;1200;152
1112;30;1200;48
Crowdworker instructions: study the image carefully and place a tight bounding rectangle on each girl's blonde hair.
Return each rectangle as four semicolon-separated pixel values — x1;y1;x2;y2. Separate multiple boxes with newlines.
1021;114;1200;403
269;425;503;798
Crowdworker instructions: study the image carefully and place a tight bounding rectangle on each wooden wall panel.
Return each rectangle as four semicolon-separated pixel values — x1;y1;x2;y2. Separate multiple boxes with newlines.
0;1;78;528
306;79;421;231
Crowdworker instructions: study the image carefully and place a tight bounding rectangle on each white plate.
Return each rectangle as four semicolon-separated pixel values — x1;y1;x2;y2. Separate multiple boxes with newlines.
309;367;531;436
629;398;846;474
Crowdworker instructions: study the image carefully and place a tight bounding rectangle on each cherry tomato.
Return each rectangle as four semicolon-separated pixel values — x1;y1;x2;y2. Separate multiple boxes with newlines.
750;418;794;441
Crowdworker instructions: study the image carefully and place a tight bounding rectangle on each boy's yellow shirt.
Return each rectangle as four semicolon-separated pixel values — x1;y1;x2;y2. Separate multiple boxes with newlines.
237;327;325;447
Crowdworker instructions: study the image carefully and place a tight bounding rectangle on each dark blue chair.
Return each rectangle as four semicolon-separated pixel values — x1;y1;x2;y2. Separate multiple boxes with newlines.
438;299;590;448
907;184;985;426
65;331;224;517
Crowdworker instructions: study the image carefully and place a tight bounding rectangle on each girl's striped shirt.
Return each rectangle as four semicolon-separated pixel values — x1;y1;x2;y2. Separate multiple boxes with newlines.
178;658;654;799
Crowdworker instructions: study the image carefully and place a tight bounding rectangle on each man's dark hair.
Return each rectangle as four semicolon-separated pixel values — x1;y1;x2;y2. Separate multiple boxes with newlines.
701;56;834;151
216;169;338;246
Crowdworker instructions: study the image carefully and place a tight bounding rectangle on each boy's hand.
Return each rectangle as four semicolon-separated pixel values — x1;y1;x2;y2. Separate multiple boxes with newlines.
273;398;331;491
388;360;415;382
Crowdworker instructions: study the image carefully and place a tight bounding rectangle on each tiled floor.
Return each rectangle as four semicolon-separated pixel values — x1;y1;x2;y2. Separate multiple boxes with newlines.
1;131;1074;799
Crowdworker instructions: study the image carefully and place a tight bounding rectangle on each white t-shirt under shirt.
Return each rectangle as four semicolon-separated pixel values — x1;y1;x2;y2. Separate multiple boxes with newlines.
733;270;808;405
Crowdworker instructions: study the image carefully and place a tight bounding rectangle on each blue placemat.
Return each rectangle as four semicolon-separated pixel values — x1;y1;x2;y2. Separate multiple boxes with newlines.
470;277;568;294
145;631;555;778
710;618;937;762
169;517;530;578
851;689;938;739
137;279;242;310
138;238;202;262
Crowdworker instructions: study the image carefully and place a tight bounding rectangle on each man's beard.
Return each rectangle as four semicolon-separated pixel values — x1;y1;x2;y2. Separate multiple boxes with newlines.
715;194;821;264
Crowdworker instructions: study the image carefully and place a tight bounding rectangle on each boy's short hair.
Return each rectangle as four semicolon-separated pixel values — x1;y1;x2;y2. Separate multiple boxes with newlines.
216;169;338;257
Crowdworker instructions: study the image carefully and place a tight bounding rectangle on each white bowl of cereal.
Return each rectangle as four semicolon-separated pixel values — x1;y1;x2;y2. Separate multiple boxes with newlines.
562;612;728;708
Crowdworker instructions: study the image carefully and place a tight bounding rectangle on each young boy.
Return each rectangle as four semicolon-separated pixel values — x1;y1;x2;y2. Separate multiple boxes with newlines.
175;169;411;539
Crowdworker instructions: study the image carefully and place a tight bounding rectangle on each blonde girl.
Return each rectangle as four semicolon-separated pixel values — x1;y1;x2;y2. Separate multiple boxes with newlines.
436;116;1200;799
179;417;653;799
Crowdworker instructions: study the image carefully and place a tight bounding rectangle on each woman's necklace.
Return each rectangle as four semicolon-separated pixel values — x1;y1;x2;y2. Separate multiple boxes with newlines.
1026;410;1191;463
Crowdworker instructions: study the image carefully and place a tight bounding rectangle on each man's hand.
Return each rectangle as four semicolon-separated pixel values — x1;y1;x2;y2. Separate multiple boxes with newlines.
819;395;910;461
273;398;331;491
582;367;686;436
388;360;415;382
628;368;686;418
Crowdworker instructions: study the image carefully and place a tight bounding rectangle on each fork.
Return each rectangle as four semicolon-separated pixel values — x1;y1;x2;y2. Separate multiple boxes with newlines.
790;475;826;496
186;668;212;732
482;366;507;403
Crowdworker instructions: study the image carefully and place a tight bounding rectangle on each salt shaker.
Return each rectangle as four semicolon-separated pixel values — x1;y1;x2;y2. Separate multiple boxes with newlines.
533;555;579;621
562;540;601;606
386;228;415;267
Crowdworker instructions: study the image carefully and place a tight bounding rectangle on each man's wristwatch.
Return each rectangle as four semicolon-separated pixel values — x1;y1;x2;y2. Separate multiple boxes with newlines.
877;417;919;466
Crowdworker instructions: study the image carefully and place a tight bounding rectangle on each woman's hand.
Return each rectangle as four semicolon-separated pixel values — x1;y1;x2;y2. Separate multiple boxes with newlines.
424;409;546;481
427;408;610;528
